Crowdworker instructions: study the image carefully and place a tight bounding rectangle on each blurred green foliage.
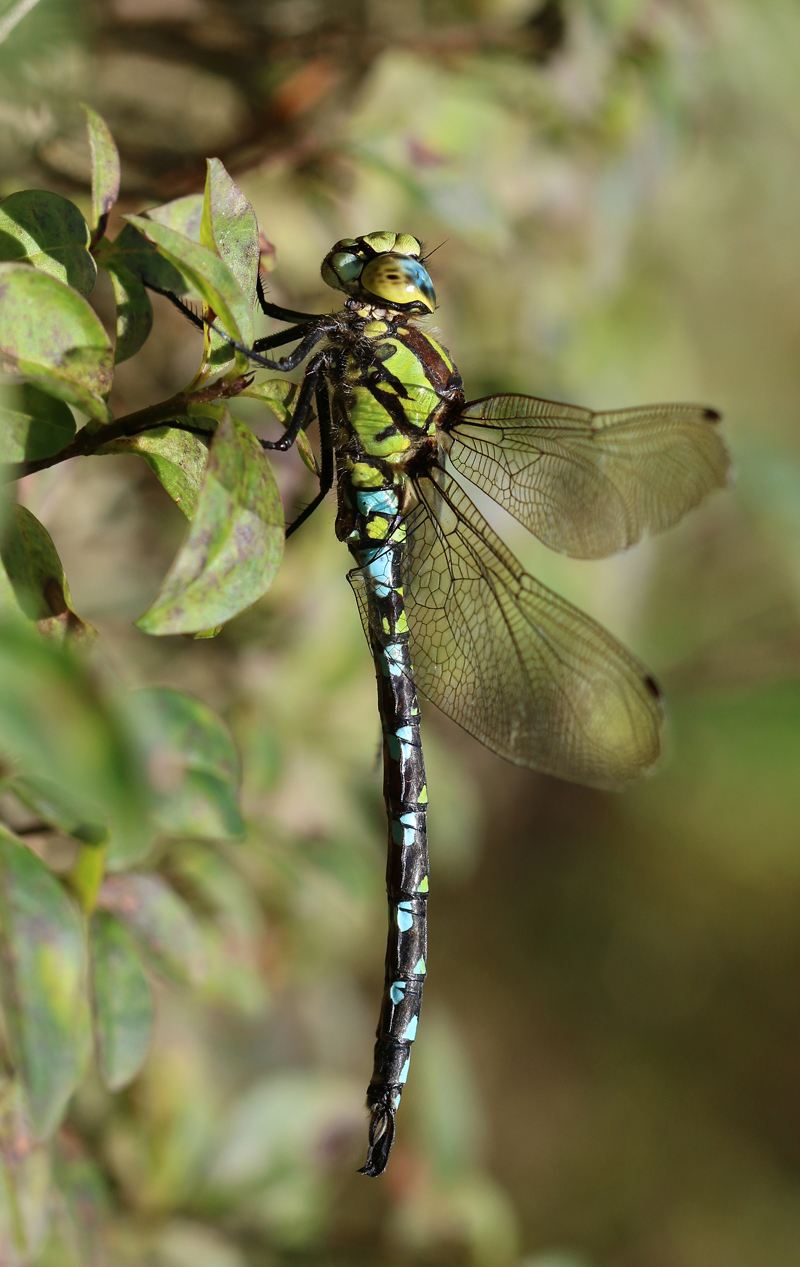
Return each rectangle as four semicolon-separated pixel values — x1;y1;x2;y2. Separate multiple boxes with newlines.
0;0;797;1265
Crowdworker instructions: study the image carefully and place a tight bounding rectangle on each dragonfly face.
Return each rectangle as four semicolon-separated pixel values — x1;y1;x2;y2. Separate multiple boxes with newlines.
320;231;436;313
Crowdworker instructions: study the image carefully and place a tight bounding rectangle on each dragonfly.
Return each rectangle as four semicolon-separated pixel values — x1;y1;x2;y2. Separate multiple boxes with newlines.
163;230;729;1177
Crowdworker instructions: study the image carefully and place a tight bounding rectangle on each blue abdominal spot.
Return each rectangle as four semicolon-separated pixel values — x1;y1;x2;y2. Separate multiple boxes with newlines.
397;901;414;932
402;1015;418;1042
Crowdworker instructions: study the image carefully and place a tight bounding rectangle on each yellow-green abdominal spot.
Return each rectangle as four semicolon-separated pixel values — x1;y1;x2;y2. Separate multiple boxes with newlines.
348;461;386;489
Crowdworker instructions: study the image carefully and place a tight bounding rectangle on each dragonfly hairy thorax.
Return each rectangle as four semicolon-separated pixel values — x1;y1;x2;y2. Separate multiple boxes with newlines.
159;228;731;1178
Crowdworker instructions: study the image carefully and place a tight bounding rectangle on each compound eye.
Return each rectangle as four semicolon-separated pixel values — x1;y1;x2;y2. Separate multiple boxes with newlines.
360;255;435;312
321;250;363;291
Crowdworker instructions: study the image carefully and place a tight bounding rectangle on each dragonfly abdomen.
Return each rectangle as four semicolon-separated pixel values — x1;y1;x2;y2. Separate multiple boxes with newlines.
348;485;429;1178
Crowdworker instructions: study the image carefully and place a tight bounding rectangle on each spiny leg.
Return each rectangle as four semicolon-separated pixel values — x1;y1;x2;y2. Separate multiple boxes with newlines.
252;325;314;353
285;377;335;538
146;285;205;331
145;281;328;369
260;354;324;454
214;321;329;373
256;274;321;323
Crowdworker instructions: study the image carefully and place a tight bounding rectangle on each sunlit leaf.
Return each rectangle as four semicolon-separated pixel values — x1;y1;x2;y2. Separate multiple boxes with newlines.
90;911;154;1091
0;504;95;643
128;687;245;841
296;429;320;476
136;408;283;635
0;829;90;1137
201;159;259;306
239;377;298;423
97;873;206;985
0;382;75;463
147;194;204;242
80;104;120;238
0;263;113;421
0;190;96;296
0;618;150;859
104;259;153;364
98;424;211;519
199;160;258;378
124;215;251;346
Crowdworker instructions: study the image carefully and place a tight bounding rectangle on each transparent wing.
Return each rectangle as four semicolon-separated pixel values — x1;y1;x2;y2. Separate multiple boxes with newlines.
402;471;664;789
442;394;730;558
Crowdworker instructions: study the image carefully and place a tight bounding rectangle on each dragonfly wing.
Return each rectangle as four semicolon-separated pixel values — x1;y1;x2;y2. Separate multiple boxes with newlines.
442;394;730;558
404;471;664;789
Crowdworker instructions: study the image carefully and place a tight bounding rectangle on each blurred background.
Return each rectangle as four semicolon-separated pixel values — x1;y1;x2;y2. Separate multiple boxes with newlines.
3;0;800;1263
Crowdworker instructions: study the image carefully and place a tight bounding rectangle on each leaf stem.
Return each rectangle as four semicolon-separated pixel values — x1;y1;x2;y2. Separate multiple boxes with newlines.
0;376;253;483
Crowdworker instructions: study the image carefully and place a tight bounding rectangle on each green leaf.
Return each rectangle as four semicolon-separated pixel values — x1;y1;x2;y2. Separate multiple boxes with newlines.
169;843;267;1015
0;504;95;643
90;910;153;1091
239;376;298;423
97;425;211;519
8;775;106;845
80;105;120;238
201;160;259;306
0;191;96;297
50;1133;108;1266
0;1080;52;1257
296;429;320;476
136;408;283;635
0;263;113;421
123;215;252;346
0;383;75;463
66;841;107;915
104;260;153;364
97;873;205;985
199;161;258;379
95;223;193;298
128;687;245;841
0;829;90;1137
147;193;204;242
0;617;150;860
238;379;320;471
208;1072;363;1190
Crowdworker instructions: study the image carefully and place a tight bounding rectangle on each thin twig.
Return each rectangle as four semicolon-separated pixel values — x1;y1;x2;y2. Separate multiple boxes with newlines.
1;376;252;483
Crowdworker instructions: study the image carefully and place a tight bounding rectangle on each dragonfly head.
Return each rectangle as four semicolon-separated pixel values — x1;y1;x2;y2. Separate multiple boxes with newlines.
321;232;436;314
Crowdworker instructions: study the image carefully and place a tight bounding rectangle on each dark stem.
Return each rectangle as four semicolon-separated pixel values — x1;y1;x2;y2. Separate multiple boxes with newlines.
1;376;252;483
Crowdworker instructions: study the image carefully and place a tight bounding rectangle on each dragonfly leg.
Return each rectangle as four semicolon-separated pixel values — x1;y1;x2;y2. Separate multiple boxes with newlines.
285;377;335;538
145;285;205;330
256;273;321;323
251;324;313;353
260;355;323;454
145;281;329;371
211;321;327;372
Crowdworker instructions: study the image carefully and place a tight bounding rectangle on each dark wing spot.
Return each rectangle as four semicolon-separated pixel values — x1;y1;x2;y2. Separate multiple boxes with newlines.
644;675;662;701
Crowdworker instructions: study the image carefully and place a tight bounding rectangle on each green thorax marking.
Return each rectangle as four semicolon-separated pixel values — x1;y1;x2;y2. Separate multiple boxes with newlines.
343;320;460;470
